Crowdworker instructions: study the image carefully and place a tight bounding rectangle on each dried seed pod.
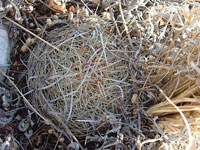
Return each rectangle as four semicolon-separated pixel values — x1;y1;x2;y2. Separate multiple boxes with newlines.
17;17;24;24
29;22;35;28
34;37;38;42
166;56;172;63
21;44;28;53
48;129;53;134
31;38;36;44
28;5;34;13
36;27;42;33
26;38;32;46
51;14;58;20
102;11;112;21
131;94;138;105
59;137;65;143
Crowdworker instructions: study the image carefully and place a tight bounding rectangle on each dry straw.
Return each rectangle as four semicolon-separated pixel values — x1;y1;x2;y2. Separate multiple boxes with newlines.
145;1;200;149
27;23;133;136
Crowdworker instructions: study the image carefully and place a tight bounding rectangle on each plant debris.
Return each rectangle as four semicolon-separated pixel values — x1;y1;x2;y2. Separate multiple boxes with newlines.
1;0;200;149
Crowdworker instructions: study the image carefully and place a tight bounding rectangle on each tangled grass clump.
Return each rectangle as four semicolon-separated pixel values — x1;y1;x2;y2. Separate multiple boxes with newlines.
27;23;133;136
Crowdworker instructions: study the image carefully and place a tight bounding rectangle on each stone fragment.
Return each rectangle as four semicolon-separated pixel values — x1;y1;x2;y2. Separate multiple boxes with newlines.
0;25;10;81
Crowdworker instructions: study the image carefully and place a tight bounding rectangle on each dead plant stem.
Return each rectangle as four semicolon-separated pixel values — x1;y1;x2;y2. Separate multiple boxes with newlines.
156;85;194;150
4;16;64;54
0;69;48;122
118;0;133;49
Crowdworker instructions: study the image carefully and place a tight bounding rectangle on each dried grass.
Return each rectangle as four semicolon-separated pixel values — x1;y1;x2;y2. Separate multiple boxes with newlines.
27;22;133;136
145;1;200;149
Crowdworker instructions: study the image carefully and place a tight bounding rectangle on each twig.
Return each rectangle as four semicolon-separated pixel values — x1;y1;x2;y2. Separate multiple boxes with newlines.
100;33;108;65
3;16;64;54
109;8;121;38
118;0;133;49
80;0;94;15
40;91;84;150
140;138;163;150
53;132;62;150
0;69;48;123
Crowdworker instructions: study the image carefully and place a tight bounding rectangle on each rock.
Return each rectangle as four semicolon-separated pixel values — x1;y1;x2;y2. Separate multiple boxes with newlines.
0;24;10;82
